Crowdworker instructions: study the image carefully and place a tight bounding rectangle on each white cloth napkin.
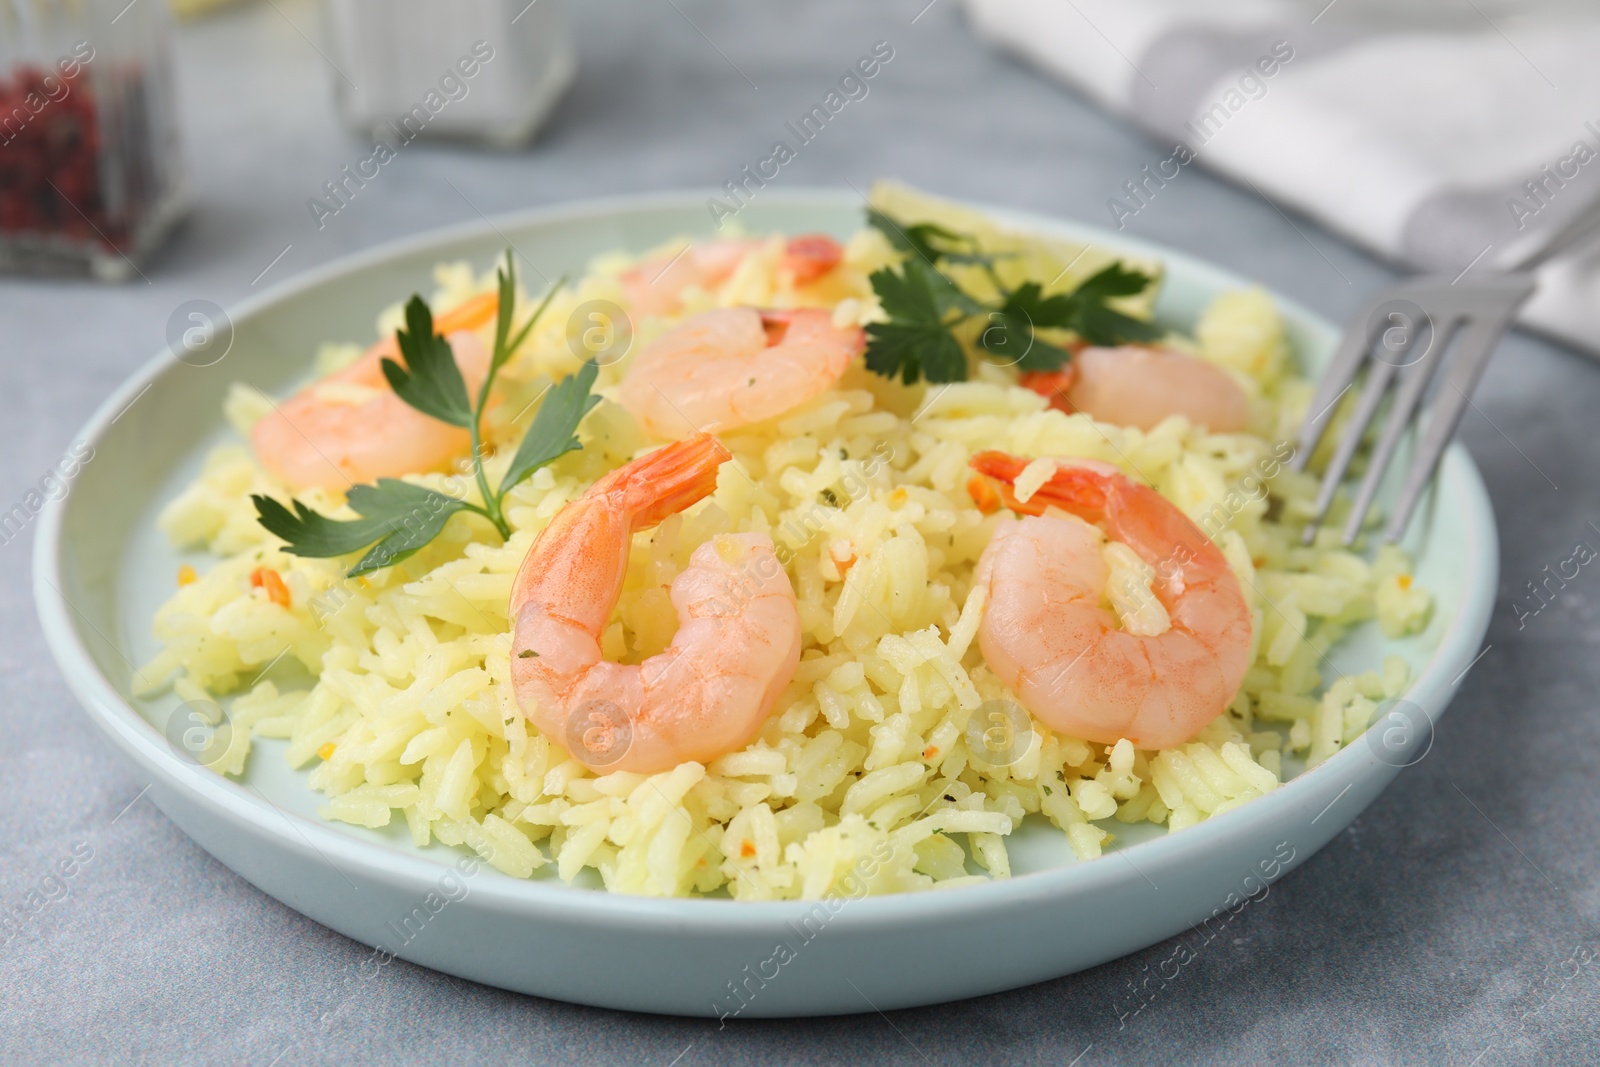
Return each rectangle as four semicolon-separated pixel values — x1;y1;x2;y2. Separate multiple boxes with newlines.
964;0;1600;357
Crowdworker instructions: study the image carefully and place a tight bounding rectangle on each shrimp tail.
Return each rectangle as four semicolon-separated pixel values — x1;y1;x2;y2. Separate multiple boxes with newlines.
596;431;732;532
432;290;500;335
1017;365;1080;414
509;432;730;624
971;450;1221;569
970;450;1113;521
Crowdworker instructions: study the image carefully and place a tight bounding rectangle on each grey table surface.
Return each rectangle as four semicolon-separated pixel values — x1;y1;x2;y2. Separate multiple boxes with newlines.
2;1;1597;1064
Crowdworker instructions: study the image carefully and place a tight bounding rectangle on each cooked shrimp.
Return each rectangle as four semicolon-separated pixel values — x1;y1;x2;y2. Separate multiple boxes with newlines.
968;451;1251;749
1020;345;1248;432
251;293;499;490
616;307;864;439
509;432;802;773
620;235;844;318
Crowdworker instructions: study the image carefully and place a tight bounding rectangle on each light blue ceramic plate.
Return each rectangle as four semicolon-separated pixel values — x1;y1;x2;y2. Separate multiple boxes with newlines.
34;190;1496;1017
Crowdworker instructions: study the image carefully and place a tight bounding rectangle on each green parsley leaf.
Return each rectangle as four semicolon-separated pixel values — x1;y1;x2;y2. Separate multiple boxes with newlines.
343;479;463;529
490;257;519;382
862;208;1162;382
251;495;396;558
872;260;978;321
348;504;467;576
975;310;1071;371
997;282;1076;329
975;282;1074;370
864;261;972;383
252;480;467;576
984;271;1161;357
866;208;963;263
1072;262;1156;303
253;250;597;577
865;320;966;384
501;360;603;494
489;251;562;392
1048;265;1162;348
381;297;475;428
1072;301;1163;347
867;208;1014;273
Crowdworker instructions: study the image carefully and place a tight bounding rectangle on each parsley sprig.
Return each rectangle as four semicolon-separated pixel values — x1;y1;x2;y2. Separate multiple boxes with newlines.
251;251;600;577
863;209;1161;384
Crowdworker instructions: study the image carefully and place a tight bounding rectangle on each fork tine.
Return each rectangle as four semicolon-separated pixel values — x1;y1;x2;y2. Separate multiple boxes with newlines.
1290;297;1389;473
1291;273;1535;547
1300;358;1397;543
1381;307;1517;543
1339;315;1462;545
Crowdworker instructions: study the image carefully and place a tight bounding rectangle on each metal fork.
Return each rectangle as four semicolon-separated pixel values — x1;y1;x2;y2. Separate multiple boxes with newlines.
1290;206;1600;546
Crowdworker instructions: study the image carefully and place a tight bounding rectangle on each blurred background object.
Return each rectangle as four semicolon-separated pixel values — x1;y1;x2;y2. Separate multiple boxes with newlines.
0;0;185;280
965;0;1600;358
325;0;574;148
167;0;249;21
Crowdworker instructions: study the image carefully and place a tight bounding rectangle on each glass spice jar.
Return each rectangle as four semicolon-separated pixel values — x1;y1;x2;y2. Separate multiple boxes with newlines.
0;0;185;280
324;0;575;149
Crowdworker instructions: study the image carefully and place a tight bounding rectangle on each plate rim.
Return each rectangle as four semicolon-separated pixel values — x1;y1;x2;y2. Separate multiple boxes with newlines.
33;186;1499;932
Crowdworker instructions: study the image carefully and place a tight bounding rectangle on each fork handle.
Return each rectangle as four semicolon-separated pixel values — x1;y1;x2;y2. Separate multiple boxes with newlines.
1505;192;1600;273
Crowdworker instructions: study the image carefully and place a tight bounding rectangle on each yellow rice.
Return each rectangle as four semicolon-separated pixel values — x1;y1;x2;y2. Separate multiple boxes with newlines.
135;190;1433;898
